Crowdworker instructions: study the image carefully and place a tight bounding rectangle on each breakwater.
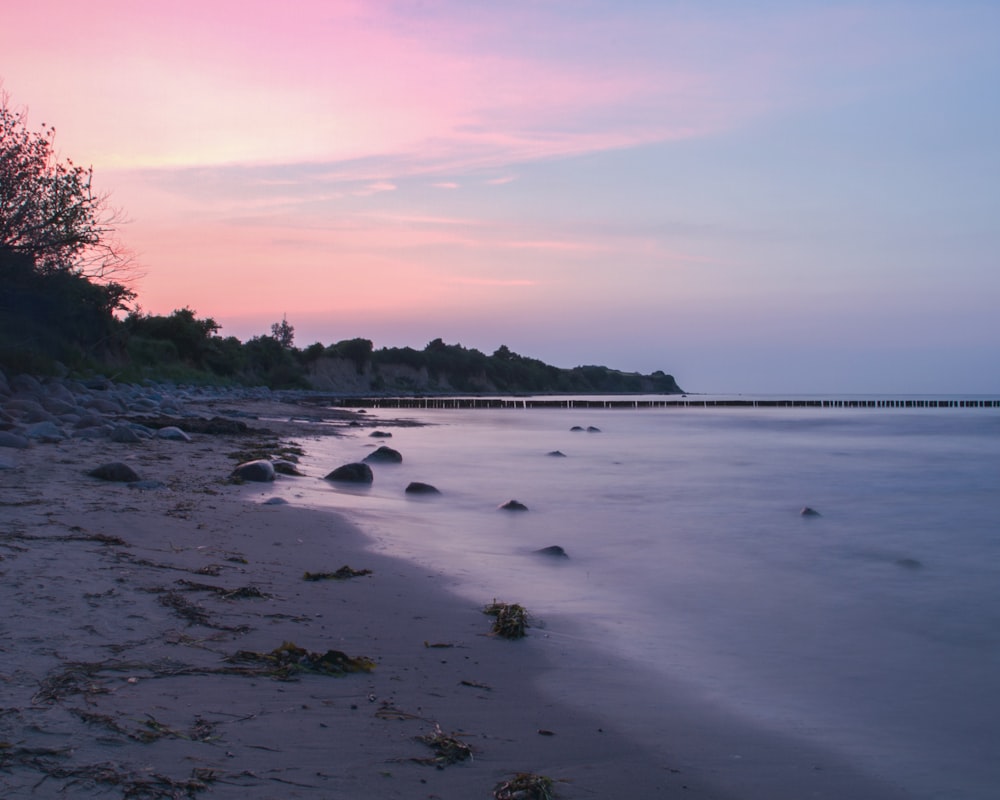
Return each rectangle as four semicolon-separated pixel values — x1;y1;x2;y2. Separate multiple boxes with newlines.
340;397;1000;410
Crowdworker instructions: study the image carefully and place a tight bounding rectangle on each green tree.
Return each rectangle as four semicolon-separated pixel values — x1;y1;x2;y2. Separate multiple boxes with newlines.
0;89;131;279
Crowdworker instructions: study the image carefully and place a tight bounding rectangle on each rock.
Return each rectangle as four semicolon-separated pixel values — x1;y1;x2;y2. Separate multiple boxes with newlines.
75;413;109;430
800;506;821;516
231;459;276;482
89;462;141;482
369;430;393;438
262;496;290;505
197;416;249;435
0;431;30;449
24;421;66;442
4;398;51;422
896;557;923;570
10;374;43;394
405;481;441;495
111;425;143;443
272;460;304;476
587;426;601;433
499;499;529;511
535;545;568;557
156;426;192;442
364;445;402;463
85;397;124;414
324;462;374;483
546;450;567;457
570;426;585;431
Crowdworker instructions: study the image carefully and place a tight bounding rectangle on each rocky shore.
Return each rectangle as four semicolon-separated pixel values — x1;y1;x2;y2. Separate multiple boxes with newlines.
0;371;688;799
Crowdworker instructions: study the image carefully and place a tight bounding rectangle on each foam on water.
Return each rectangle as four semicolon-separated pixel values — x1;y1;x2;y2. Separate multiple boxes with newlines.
279;401;1000;798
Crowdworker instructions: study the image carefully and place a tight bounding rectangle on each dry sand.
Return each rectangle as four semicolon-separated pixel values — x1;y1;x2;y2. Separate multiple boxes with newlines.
0;394;911;799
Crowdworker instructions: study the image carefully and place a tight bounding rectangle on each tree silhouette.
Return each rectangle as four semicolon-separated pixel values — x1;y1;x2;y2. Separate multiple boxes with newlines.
0;88;132;279
271;315;295;349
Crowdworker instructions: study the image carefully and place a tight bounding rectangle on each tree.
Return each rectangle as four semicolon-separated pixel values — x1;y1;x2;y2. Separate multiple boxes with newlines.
270;315;294;349
0;89;131;279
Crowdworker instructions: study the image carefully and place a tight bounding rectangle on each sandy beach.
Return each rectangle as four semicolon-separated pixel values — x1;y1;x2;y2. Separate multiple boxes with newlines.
0;381;913;799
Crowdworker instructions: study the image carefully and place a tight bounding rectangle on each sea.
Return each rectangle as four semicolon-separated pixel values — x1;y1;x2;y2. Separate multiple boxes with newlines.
272;395;1000;799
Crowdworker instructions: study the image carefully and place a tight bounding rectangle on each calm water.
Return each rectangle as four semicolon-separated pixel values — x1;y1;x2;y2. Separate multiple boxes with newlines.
277;399;1000;798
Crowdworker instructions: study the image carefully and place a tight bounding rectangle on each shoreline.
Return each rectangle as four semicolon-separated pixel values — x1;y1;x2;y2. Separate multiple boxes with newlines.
0;383;912;798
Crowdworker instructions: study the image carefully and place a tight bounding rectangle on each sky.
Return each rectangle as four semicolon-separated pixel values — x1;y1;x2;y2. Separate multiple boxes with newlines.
2;0;998;394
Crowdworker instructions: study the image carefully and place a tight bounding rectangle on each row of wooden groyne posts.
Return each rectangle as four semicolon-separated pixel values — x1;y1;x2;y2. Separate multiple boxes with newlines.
338;397;1000;410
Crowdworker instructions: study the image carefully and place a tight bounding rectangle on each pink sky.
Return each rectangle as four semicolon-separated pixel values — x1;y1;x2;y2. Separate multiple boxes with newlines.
3;1;998;392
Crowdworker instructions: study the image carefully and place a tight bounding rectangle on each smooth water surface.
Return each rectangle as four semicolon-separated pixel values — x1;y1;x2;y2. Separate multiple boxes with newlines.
278;402;1000;798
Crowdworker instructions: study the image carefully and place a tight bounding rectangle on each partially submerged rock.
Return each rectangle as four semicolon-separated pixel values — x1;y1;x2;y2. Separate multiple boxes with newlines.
800;506;821;517
232;459;276;482
272;459;305;476
499;499;528;511
405;481;441;495
88;462;141;483
364;445;402;463
534;545;568;558
325;462;374;483
369;430;393;438
546;450;567;457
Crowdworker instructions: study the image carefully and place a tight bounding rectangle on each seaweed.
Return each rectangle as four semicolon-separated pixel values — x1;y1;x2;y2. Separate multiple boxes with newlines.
228;439;304;466
412;724;473;767
175;578;269;600
493;772;556;800
483;600;529;639
226;641;375;679
302;565;372;581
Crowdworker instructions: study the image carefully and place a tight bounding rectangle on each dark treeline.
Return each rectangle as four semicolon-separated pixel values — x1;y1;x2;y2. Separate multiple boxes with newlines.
0;88;681;394
0;272;681;393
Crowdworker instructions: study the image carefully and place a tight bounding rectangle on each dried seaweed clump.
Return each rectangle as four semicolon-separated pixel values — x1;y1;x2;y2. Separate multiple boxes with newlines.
483;600;529;639
303;565;373;581
494;772;556;800
414;724;473;767
227;641;375;678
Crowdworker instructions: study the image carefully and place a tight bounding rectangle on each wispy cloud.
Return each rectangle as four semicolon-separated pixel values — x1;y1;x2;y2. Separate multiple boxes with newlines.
353;181;397;197
452;277;538;287
432;182;460;189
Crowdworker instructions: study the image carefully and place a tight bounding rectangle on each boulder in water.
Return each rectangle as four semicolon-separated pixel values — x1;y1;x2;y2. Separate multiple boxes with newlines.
369;430;393;438
405;481;440;495
800;506;821;517
499;499;529;511
546;450;567;457
364;445;402;463
535;545;568;557
325;462;374;483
